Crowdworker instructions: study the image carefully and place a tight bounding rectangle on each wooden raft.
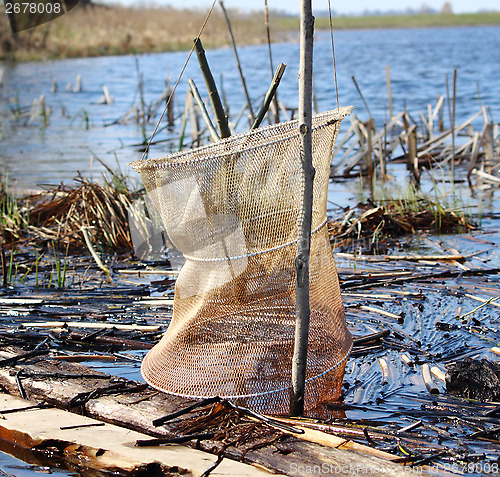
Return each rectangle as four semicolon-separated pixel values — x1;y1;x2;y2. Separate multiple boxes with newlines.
0;347;417;476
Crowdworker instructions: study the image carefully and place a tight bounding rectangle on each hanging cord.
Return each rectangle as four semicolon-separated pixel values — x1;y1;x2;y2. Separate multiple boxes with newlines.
327;0;340;111
140;0;218;161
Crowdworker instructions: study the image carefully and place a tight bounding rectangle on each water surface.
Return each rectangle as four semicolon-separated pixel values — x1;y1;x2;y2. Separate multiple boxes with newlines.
1;26;499;191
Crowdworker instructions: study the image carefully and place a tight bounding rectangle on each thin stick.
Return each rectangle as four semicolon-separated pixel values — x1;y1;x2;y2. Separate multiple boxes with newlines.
188;79;219;142
385;65;393;120
457;296;499;321
260;417;404;462
445;69;457;182
465;293;500;309
178;90;190;151
264;0;274;75
291;0;314;418
80;226;113;283
360;305;401;320
452;68;457;177
187;89;200;147
264;0;280;124
194;38;231;139
219;0;254;124
351;75;372;118
0;244;7;288
139;0;217;160
327;0;339;110
251;63;286;130
21;321;160;331
335;250;490;262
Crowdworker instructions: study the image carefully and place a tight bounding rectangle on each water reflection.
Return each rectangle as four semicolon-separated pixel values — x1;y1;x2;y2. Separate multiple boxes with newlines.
0;26;499;193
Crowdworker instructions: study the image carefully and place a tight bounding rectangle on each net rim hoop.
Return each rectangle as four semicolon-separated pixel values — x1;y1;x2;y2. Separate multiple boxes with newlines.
130;106;353;172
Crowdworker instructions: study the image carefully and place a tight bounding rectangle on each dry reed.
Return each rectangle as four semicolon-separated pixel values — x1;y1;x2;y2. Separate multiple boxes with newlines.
0;173;140;252
328;197;476;251
0;4;289;61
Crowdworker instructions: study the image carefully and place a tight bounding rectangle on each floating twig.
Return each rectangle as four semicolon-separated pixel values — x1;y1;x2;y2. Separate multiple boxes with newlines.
422;364;439;395
457;296;499;321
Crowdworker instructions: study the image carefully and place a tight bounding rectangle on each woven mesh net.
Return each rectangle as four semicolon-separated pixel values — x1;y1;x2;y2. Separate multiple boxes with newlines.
131;107;353;414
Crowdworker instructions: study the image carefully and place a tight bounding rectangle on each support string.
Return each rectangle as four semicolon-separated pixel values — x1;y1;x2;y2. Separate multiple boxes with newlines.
140;0;218;161
327;0;340;111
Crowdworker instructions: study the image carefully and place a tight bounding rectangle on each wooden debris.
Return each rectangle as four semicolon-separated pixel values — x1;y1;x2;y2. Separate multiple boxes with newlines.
0;348;417;476
0;393;270;477
430;366;446;384
21;321;161;331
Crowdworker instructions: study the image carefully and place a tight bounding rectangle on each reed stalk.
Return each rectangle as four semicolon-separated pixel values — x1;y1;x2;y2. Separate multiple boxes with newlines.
219;0;254;124
194;38;231;139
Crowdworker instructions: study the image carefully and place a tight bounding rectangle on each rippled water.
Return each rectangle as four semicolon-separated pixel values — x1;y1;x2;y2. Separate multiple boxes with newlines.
1;26;499;191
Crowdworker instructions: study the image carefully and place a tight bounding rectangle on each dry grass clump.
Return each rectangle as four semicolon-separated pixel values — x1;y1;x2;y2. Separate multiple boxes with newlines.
328;197;475;248
25;175;139;252
0;173;141;253
1;3;279;61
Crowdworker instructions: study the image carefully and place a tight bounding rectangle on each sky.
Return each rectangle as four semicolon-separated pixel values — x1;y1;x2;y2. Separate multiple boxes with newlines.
123;0;499;15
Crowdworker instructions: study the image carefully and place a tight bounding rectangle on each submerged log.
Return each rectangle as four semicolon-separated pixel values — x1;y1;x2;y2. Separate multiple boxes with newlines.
0;347;414;476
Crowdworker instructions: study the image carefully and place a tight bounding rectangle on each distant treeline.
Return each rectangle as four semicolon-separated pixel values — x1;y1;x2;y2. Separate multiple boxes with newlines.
1;3;499;62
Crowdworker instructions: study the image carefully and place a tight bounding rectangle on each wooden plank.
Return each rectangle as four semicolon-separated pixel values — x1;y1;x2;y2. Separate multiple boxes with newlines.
0;393;273;477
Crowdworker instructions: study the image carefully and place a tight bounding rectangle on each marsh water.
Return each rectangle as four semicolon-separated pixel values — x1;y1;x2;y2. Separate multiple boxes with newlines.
1;25;499;193
0;25;499;476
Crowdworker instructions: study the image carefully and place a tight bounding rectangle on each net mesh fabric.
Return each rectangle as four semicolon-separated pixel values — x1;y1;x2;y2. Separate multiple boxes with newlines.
131;107;353;414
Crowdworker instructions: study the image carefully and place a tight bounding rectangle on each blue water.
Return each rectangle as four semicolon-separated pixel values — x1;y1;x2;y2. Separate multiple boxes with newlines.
1;25;499;191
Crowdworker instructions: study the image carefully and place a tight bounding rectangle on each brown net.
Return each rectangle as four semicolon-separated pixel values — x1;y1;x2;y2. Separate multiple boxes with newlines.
130;107;353;414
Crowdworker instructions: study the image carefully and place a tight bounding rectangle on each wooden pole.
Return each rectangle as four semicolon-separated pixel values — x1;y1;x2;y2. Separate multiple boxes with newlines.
219;0;255;124
193;38;231;139
291;0;314;417
251;63;286;130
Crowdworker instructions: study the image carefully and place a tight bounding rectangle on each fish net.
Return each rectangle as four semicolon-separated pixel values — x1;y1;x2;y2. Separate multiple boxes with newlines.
130;107;353;414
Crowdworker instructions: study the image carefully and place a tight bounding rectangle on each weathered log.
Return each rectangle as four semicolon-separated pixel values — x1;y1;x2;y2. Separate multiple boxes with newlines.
0;393;269;477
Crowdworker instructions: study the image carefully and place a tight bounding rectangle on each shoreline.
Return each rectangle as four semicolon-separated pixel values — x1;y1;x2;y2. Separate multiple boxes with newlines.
1;6;499;62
